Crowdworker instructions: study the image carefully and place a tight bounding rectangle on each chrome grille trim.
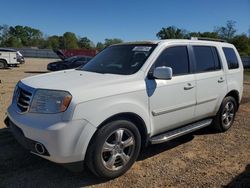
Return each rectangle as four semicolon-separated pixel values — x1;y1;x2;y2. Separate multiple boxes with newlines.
14;82;35;114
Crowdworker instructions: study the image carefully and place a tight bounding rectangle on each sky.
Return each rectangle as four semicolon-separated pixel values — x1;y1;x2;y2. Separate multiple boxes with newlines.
1;0;250;44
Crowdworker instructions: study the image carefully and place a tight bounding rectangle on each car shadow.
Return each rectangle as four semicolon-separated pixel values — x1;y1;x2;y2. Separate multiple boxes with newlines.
192;125;220;135
0;125;219;187
223;164;250;187
0;128;108;187
24;71;50;74
138;134;194;161
0;67;11;70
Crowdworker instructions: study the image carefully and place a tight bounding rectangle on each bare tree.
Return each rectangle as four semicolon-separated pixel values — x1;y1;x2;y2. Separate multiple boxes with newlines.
215;20;237;40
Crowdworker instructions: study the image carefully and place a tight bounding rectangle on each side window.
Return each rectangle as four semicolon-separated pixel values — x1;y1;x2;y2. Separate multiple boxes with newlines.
211;47;221;70
154;46;189;76
193;46;221;73
223;47;239;69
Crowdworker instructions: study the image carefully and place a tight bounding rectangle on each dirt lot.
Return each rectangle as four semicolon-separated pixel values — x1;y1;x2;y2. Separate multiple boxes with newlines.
0;59;250;188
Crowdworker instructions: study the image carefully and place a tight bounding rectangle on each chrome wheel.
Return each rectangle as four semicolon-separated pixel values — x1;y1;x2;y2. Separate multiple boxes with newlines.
101;128;135;171
221;101;235;127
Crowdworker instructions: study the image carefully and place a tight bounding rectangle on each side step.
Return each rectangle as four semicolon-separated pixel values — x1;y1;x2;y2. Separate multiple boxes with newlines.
150;119;213;144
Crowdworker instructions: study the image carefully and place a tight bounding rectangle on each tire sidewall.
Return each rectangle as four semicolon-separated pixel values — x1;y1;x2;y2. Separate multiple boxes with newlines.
91;120;141;178
0;61;6;69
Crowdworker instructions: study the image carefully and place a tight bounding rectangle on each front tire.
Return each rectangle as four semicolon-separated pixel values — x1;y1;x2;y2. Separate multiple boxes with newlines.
85;119;141;179
212;96;237;132
0;60;7;69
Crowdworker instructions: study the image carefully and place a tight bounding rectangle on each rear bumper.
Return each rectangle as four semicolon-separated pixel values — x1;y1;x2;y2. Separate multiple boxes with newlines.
6;106;97;164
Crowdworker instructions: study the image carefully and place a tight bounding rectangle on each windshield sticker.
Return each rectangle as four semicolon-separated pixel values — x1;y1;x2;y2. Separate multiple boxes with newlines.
132;46;152;52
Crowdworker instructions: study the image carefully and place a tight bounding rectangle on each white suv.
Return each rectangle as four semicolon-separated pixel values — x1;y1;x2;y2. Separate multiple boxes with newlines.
5;38;243;178
0;48;19;68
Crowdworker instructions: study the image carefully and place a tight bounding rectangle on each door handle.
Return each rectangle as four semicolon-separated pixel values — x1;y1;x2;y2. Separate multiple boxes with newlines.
184;83;194;90
218;77;225;83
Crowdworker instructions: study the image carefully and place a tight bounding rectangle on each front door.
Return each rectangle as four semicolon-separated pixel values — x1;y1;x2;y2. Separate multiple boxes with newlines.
192;45;227;119
148;45;196;136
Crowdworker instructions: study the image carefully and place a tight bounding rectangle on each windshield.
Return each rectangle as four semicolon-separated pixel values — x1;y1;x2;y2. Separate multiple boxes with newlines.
78;44;157;75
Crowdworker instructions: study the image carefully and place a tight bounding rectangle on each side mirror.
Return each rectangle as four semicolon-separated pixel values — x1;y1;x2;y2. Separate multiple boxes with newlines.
152;66;172;80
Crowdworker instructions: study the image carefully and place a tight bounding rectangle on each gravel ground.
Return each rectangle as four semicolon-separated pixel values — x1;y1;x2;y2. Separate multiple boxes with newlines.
0;59;249;188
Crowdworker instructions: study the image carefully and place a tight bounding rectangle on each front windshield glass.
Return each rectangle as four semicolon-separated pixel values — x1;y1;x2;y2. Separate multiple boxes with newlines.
65;56;78;61
78;44;157;75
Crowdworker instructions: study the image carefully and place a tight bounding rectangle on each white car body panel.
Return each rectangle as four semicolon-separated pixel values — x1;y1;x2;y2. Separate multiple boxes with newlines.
6;39;244;164
0;50;19;65
148;74;196;136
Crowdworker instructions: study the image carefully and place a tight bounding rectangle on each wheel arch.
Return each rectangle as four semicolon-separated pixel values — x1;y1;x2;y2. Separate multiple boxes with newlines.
90;112;149;149
0;58;8;64
225;90;240;110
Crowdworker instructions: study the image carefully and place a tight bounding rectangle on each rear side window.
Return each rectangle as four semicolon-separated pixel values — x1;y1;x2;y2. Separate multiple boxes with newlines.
193;46;221;73
223;47;239;69
154;46;189;75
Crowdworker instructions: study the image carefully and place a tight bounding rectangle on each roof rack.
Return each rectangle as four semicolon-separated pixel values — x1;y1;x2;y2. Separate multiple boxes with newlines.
190;37;227;42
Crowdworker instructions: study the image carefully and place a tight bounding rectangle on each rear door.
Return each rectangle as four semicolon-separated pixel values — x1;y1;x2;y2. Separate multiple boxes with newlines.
192;45;227;120
9;52;18;64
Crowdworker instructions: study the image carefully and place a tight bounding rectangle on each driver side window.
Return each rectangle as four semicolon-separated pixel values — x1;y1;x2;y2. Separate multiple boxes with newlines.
154;46;190;76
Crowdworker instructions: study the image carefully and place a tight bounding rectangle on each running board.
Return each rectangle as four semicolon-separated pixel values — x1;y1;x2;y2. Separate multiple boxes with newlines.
150;119;213;144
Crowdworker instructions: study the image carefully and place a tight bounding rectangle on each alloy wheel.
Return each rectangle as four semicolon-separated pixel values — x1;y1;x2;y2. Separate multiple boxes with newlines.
221;101;235;128
101;128;135;171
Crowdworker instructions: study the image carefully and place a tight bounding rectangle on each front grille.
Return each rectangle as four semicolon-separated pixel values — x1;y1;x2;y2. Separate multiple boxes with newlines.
16;87;32;113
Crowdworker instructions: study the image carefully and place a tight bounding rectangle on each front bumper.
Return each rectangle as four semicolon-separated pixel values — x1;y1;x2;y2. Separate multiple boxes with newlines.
6;106;96;164
5;117;50;156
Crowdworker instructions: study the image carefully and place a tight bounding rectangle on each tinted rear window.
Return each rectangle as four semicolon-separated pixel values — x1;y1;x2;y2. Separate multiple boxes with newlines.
223;47;239;69
193;46;221;73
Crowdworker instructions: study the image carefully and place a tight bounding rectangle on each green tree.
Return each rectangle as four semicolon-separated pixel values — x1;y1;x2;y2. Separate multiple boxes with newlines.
215;20;237;40
104;38;123;47
62;32;78;49
156;26;187;39
189;32;219;39
231;34;250;56
248;25;250;37
0;24;10;46
5;36;22;48
96;42;105;51
8;25;43;47
45;35;60;49
78;37;94;49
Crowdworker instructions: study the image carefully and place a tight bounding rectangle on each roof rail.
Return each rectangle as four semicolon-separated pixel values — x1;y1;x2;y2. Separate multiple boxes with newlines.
190;37;227;42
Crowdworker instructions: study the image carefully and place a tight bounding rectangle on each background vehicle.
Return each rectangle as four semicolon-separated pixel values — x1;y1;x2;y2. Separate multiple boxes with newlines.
16;51;25;64
54;49;96;60
47;55;92;71
0;48;19;68
6;38;243;179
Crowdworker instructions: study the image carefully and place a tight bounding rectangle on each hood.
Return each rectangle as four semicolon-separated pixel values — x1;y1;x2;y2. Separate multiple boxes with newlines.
53;49;66;60
21;70;144;103
49;60;64;65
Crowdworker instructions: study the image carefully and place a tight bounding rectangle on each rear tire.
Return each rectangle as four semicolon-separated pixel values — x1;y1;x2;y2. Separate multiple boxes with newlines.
85;119;141;179
0;60;7;69
212;96;237;132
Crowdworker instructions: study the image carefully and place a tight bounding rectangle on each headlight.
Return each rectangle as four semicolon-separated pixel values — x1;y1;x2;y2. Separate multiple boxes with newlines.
29;89;72;113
